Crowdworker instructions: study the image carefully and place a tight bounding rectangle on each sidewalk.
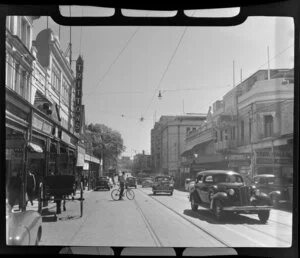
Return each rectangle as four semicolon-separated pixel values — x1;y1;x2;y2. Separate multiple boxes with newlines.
16;188;93;213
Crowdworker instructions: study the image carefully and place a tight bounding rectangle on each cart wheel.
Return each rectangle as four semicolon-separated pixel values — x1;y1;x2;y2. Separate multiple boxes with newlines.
80;182;84;217
38;183;43;214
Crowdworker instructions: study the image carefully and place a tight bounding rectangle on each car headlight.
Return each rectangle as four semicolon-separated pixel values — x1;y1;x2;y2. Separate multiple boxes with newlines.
254;189;260;195
228;189;235;195
169;184;174;187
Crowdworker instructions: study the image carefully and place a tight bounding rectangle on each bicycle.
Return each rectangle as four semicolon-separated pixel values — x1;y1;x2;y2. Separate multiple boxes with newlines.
111;183;135;201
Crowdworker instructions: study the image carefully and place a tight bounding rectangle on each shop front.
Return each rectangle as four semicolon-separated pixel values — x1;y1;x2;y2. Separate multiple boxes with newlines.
254;147;293;180
226;153;252;184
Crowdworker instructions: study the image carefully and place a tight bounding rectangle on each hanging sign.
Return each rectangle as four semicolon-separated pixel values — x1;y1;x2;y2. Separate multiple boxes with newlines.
74;56;83;133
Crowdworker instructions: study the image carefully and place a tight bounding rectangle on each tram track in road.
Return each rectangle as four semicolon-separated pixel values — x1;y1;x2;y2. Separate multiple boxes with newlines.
136;189;231;247
133;198;164;247
138;188;290;247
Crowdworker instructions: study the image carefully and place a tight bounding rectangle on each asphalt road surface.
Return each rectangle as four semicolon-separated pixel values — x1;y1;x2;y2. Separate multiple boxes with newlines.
39;186;292;247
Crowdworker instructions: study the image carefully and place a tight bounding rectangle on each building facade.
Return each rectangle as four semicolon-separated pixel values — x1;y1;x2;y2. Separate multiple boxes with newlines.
181;68;294;185
151;115;206;180
5;17;96;210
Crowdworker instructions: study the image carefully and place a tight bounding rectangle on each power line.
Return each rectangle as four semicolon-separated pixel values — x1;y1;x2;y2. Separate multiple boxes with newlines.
84;85;232;96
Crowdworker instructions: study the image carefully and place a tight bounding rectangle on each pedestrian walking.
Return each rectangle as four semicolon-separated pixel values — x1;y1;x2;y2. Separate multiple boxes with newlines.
118;172;126;200
26;170;36;206
7;171;22;212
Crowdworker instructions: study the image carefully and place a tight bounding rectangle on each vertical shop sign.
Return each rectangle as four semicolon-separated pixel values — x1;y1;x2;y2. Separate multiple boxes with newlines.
74;56;83;133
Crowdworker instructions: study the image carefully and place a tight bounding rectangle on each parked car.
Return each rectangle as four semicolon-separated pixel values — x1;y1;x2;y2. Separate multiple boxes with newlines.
152;176;174;195
252;174;293;208
6;200;42;245
141;178;153;188
126;176;137;188
94;176;112;191
189;170;272;223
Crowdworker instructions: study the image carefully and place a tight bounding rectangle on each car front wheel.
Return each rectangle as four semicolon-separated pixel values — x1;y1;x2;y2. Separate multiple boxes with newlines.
258;210;270;223
169;191;173;196
190;195;198;211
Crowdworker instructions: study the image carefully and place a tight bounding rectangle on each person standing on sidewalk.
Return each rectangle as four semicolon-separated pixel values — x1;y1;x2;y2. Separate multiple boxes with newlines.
26;170;36;206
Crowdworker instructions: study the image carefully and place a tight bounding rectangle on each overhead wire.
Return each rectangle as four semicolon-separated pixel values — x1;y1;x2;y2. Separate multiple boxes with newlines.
92;11;152;94
142;10;198;118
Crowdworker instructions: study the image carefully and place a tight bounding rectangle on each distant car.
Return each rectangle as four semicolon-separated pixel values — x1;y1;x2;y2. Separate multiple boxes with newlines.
189;170;272;223
152;176;174;196
142;178;153;188
252;174;293;208
6;201;42;245
94;176;112;191
126;177;137;188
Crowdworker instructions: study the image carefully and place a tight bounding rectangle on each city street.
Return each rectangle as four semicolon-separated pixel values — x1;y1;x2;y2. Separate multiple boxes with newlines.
39;186;292;247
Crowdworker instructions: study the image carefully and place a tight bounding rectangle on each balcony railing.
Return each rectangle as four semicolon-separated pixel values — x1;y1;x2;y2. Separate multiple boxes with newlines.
185;128;214;151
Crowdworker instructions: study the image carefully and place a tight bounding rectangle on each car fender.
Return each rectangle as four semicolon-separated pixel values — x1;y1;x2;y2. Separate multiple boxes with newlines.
210;192;228;209
255;191;271;205
269;190;281;199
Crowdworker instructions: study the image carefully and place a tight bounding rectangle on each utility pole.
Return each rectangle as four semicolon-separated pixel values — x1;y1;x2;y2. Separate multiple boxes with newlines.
267;46;271;80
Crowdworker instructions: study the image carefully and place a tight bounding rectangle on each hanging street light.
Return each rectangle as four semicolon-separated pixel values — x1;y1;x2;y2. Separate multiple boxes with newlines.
158;90;162;100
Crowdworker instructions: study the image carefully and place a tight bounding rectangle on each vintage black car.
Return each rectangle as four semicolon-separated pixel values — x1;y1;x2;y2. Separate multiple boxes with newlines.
126;176;137;188
152;176;174;195
189;170;272;223
252;174;293;208
94;176;112;191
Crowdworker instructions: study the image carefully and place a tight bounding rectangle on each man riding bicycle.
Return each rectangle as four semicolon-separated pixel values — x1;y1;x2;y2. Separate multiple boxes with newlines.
118;172;126;200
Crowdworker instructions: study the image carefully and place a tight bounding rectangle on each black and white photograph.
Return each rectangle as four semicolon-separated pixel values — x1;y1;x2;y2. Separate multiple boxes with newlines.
1;2;298;256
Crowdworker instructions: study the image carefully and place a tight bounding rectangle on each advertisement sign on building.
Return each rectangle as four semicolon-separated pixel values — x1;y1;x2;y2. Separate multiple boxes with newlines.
74;56;83;133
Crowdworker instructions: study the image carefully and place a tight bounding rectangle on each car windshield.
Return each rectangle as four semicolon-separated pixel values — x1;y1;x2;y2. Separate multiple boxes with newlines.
155;177;170;182
214;174;244;183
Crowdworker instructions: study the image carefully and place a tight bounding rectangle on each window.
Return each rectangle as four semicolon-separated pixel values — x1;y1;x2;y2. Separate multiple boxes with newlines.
6;53;14;88
20;70;28;100
225;129;228;140
20;17;30;48
51;62;61;92
249;118;252;141
232;126;235;140
186;127;190;134
241;120;244;141
204;175;213;183
196;174;203;183
220;130;223;141
14;63;20;94
62;78;69;103
264;115;273;137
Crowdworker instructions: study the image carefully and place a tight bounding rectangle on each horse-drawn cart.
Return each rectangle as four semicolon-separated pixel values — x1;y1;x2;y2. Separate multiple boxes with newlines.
37;175;84;217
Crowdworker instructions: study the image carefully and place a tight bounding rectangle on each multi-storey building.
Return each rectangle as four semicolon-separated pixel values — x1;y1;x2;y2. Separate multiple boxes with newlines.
5;18;84;209
181;68;294;184
151;115;206;180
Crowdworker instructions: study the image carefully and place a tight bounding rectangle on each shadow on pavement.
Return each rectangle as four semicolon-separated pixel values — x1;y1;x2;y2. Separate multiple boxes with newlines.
59;215;81;221
183;209;264;225
148;193;172;197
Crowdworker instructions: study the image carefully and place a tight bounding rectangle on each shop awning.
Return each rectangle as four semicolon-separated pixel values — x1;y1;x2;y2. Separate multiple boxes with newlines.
28;142;43;153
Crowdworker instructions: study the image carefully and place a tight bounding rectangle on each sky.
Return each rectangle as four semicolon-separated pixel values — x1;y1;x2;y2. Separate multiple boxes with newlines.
31;7;294;158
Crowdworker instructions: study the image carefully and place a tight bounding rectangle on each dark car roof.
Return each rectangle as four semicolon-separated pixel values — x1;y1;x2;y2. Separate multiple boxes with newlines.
196;170;241;177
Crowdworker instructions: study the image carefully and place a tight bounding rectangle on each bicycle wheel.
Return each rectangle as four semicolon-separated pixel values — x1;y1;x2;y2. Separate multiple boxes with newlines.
111;189;120;201
126;189;135;200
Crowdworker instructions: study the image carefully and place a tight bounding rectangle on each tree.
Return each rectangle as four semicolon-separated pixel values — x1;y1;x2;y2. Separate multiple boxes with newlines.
85;123;126;171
